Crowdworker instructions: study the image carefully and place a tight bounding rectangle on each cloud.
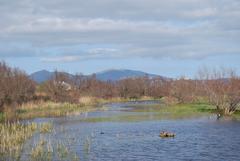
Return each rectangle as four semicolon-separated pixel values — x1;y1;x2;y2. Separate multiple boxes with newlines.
41;47;119;62
182;8;217;18
41;56;80;62
0;0;240;60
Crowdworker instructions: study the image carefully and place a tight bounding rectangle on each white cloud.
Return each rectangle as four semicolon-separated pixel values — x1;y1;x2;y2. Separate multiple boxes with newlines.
0;0;240;60
3;18;179;34
182;8;217;18
41;47;120;62
41;56;80;62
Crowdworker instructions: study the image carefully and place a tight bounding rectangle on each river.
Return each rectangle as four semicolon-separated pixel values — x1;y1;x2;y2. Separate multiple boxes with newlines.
22;101;240;161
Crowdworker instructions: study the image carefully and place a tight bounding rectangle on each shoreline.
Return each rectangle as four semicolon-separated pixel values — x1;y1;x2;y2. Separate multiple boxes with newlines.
1;97;239;122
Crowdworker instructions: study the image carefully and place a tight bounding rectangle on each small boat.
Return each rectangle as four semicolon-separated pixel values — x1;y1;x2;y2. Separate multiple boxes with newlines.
160;131;175;138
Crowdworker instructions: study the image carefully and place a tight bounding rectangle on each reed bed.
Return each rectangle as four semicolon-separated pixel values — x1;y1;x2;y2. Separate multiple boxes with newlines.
30;139;79;161
0;121;81;160
17;101;96;120
0;122;37;160
1;97;158;121
39;122;53;133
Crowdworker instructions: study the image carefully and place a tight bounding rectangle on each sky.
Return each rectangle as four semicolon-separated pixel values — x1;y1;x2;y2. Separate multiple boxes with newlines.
0;0;240;78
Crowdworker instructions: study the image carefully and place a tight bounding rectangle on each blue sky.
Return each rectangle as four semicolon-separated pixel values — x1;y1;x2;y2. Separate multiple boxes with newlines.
1;0;240;78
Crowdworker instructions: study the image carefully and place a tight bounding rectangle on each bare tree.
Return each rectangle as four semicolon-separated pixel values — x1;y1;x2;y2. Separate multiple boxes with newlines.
41;71;73;102
171;77;197;103
0;61;35;111
148;77;171;99
198;67;240;115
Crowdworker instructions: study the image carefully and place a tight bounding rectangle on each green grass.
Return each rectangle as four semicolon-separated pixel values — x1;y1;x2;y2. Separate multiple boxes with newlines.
80;103;216;122
0;112;5;122
161;103;215;114
232;110;240;119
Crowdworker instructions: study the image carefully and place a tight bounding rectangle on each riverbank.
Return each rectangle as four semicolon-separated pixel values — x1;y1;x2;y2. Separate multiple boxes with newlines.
0;96;161;122
80;103;216;122
1;99;239;160
1;98;240;122
1;100;239;160
133;102;240;120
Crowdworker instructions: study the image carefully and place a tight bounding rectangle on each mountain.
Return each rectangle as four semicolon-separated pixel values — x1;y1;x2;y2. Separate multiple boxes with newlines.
95;69;162;81
30;70;74;83
30;69;165;83
30;70;54;83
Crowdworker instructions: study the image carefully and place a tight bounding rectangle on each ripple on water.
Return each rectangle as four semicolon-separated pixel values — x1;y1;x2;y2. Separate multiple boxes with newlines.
22;101;240;161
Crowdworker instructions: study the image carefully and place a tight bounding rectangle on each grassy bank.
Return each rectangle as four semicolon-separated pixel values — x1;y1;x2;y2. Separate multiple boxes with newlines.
83;96;161;104
16;102;97;120
81;103;217;122
128;102;215;112
1;96;160;121
16;97;154;120
0;100;237;160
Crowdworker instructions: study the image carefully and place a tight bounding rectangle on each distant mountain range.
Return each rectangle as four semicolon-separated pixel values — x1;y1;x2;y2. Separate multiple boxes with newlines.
30;69;166;83
30;70;53;83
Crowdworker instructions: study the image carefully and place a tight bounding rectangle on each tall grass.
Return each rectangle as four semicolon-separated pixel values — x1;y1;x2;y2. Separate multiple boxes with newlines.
0;121;80;160
0;122;37;160
16;101;97;120
39;122;53;133
0;96;160;121
30;139;79;161
30;139;53;161
15;96;145;120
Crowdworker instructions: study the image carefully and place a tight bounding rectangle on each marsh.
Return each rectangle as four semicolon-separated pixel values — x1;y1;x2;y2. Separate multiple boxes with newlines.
19;101;240;161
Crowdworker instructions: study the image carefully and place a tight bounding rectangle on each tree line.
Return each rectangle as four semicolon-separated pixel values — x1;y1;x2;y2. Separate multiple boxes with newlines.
0;61;239;115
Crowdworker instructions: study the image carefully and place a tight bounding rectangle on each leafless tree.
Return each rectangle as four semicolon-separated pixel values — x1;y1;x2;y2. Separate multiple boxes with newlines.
41;71;73;102
198;67;240;115
0;61;35;111
170;77;197;103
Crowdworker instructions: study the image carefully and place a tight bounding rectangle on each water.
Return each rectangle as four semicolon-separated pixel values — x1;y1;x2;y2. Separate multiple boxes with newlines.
23;101;240;161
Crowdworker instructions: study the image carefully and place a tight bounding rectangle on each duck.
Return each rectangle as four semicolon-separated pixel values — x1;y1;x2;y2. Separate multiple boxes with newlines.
160;131;175;138
217;113;221;120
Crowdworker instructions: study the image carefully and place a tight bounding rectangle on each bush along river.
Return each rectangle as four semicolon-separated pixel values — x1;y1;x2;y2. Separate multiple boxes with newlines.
19;101;240;161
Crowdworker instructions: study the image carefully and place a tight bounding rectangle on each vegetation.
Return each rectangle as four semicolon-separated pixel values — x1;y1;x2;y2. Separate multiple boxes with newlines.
15;97;158;120
39;122;53;133
30;138;79;161
16;101;97;120
0;122;37;160
0;61;239;122
0;61;35;113
80;103;216;122
0;61;239;160
0;122;80;160
0;112;4;122
32;67;240;116
198;67;240;115
30;139;53;161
